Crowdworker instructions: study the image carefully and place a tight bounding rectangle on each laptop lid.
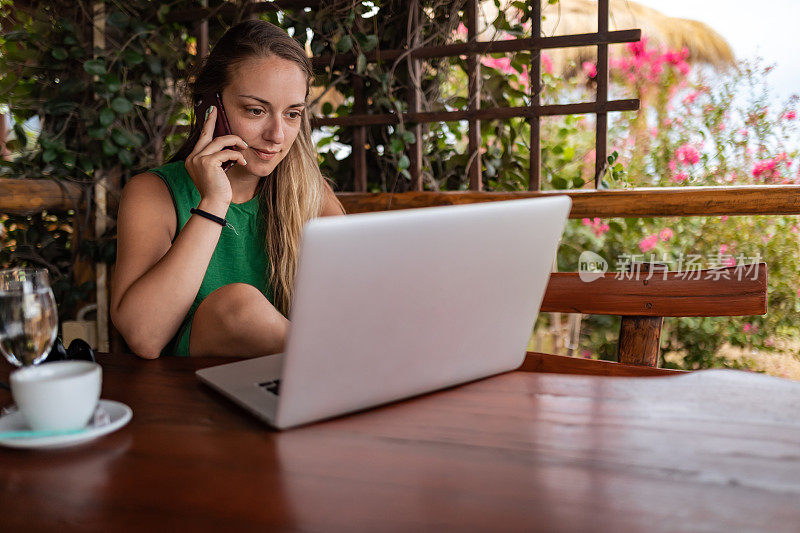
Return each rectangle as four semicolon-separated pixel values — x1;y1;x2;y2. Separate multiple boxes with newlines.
274;196;571;428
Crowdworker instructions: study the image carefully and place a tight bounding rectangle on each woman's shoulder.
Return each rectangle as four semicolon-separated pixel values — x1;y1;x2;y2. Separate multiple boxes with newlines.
119;171;173;217
118;171;178;237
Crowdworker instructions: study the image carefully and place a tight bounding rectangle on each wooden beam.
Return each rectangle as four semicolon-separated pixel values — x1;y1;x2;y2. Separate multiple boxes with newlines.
312;99;639;128
310;30;642;69
519;351;683;376
541;265;767;318
335;186;800;218
0;178;83;215
6;182;800;220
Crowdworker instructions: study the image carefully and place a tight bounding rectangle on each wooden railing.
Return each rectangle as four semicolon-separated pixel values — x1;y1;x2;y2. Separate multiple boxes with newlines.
3;178;800;219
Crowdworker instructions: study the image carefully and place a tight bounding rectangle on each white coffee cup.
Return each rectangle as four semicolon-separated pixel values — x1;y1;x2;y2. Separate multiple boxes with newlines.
10;361;102;431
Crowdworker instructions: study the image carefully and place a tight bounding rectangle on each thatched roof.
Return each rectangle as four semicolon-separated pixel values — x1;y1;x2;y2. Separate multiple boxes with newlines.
482;0;735;75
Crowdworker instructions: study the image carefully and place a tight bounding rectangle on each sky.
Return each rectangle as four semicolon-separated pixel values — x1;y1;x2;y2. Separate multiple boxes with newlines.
633;0;800;104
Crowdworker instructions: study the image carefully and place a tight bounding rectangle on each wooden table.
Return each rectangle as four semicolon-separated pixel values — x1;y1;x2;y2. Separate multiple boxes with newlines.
1;354;800;532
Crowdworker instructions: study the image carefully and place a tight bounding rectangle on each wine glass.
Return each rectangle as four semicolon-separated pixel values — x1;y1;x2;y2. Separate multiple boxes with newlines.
0;268;58;367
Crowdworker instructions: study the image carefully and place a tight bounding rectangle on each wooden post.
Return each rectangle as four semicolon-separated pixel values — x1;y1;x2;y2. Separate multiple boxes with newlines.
352;75;368;192
93;1;109;352
617;262;664;367
594;0;609;187
406;0;423;191
466;0;481;191
529;0;541;191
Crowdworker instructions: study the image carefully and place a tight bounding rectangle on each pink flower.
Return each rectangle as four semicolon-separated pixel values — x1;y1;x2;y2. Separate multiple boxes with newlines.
671;171;689;183
482;56;513;74
582;217;610;237
541;52;553;75
783;110;797;121
582;61;597;78
721;215;728;222
743;323;751;333
719;244;728;254
675;143;700;165
639;235;658;253
659;228;673;242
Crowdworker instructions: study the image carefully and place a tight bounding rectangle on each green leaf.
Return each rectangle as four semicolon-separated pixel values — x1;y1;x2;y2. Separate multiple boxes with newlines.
337;35;353;53
390;137;404;154
79;156;94;173
572;177;585;188
51;47;68;61
99;108;115;126
63;35;77;46
402;131;416;144
83;58;106;76
111;97;133;114
103;73;121;93
362;34;379;52
398;154;410;170
356;53;367;74
88;126;105;139
102;137;118;156
111;128;130;147
42;149;57;163
552;177;568;189
613;162;623;172
562;146;575;161
69;46;86;59
122;49;143;66
118;150;134;166
107;10;130;28
322;102;333;115
62;152;76;168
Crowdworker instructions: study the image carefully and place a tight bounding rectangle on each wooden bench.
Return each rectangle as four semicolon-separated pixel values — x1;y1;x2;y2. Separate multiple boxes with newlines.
520;262;768;375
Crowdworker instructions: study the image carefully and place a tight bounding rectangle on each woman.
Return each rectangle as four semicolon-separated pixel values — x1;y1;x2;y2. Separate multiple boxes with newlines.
111;21;343;359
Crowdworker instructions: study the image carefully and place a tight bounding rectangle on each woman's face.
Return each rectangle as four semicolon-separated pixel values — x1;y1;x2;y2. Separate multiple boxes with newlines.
221;55;308;177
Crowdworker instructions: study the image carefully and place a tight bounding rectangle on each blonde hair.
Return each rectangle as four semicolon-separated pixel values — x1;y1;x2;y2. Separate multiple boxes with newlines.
171;20;331;316
261;112;326;315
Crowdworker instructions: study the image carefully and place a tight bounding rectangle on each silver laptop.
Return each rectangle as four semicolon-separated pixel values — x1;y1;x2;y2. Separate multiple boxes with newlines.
196;196;571;429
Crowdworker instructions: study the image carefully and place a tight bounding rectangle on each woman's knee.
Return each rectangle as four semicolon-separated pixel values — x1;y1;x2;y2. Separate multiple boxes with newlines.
198;283;285;336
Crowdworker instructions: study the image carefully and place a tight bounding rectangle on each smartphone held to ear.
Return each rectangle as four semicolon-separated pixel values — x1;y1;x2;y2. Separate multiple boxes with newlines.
195;92;238;172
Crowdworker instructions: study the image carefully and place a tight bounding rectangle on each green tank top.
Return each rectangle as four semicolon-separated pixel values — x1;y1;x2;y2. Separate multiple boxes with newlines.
150;161;272;356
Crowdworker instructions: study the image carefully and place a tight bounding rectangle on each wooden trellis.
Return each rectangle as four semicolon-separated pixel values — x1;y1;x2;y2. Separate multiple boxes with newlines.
183;0;641;192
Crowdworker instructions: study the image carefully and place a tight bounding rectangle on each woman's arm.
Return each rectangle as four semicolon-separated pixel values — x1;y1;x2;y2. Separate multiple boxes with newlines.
111;107;248;358
110;173;230;358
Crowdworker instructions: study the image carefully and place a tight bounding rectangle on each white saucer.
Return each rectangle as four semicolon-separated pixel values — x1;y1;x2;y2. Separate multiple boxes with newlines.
0;399;132;449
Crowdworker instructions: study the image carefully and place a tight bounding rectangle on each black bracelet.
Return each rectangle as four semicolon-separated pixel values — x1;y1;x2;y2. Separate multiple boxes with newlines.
190;207;227;227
